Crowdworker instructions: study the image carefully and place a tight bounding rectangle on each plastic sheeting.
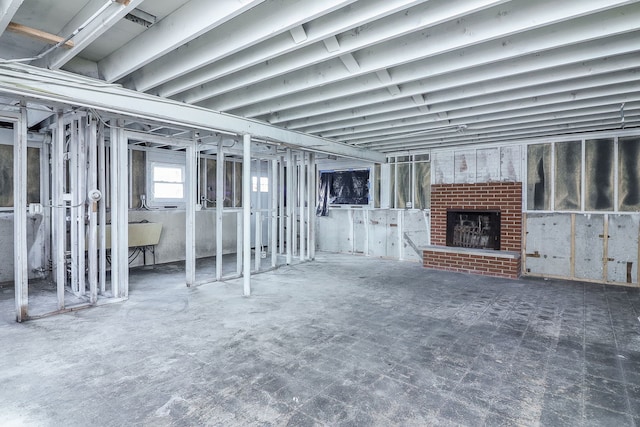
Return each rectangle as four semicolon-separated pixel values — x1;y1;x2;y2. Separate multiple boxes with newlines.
585;139;614;211
555;141;581;210
317;169;369;215
619;136;640;211
526;144;551;210
414;161;431;209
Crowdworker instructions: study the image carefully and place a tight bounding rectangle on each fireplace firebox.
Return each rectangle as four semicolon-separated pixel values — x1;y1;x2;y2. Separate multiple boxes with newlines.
446;210;501;250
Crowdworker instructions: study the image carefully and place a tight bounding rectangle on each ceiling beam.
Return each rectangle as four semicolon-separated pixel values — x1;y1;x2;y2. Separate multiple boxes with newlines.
366;118;640;152
339;76;640;145
351;90;640;149
0;0;24;34
153;0;431;98
128;0;357;92
173;0;505;103
0;63;385;162
289;40;640;132
230;3;640;118
306;54;640;137
358;105;640;150
33;0;144;70
99;0;267;83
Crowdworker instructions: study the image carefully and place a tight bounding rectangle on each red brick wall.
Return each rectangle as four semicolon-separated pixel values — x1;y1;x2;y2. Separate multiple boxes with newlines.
425;182;523;278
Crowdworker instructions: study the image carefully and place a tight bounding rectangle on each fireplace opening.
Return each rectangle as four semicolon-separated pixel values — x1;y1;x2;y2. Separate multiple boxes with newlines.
446;210;501;250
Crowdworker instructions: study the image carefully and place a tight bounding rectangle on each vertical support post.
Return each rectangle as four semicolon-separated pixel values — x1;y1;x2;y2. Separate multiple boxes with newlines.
216;144;224;280
279;156;285;254
255;160;262;271
110;120;128;298
309;153;316;260
236;210;243;276
185;143;197;286
40;138;51;285
286;149;293;265
88;118;98;303
98;123;107;295
299;153;306;261
14;107;28;322
76;118;87;295
271;158;278;268
70;118;79;294
243;134;251;296
53;111;66;309
291;153;297;256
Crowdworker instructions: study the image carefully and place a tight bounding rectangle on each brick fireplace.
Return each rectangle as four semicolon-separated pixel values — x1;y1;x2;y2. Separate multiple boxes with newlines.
423;182;523;278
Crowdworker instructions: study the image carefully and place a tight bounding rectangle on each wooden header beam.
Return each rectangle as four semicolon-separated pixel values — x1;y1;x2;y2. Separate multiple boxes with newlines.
7;22;74;48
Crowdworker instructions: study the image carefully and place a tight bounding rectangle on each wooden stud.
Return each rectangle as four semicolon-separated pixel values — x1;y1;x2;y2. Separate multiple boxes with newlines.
7;22;74;48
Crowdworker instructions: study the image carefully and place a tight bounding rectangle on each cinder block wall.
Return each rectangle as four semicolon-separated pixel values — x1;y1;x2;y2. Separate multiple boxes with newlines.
424;182;523;278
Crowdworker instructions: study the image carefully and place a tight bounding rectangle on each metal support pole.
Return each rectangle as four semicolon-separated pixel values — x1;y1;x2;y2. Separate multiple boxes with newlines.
286;149;293;265
308;153;316;260
278;156;285;254
299;153;306;261
236;210;242;276
255;159;262;271
98;123;106;295
77;119;86;296
216;144;224;280
88;118;98;303
40;138;51;286
185;144;197;286
271;158;278;268
243;134;251;296
13;108;28;322
53;111;66;309
70;119;79;294
110;120;129;298
291;153;297;257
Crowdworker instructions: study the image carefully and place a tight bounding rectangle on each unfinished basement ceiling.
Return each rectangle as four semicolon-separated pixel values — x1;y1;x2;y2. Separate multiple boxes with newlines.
0;0;639;153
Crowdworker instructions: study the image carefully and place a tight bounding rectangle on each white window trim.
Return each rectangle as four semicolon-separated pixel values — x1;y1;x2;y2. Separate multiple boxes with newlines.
146;151;186;208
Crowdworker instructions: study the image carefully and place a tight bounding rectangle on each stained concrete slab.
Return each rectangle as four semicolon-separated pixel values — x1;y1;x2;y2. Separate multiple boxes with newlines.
1;253;640;426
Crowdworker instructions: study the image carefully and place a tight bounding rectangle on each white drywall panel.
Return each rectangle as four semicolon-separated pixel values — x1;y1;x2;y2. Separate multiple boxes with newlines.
403;210;430;262
574;214;605;281
525;213;572;277
316;209;352;253
368;210;390;257
607;214;639;284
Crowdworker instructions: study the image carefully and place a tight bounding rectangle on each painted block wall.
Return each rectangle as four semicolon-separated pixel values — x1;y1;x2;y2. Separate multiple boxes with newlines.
0;213;46;283
127;209;238;266
0;209;239;283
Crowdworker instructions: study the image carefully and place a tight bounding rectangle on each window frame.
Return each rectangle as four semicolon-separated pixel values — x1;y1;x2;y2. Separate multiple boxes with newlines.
145;151;186;208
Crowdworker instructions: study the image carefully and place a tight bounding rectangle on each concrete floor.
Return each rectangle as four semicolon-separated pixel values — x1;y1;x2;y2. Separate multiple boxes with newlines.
1;253;640;426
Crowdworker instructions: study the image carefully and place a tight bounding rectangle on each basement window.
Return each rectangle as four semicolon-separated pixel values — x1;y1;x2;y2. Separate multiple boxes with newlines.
146;151;186;207
151;163;184;199
252;176;269;192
